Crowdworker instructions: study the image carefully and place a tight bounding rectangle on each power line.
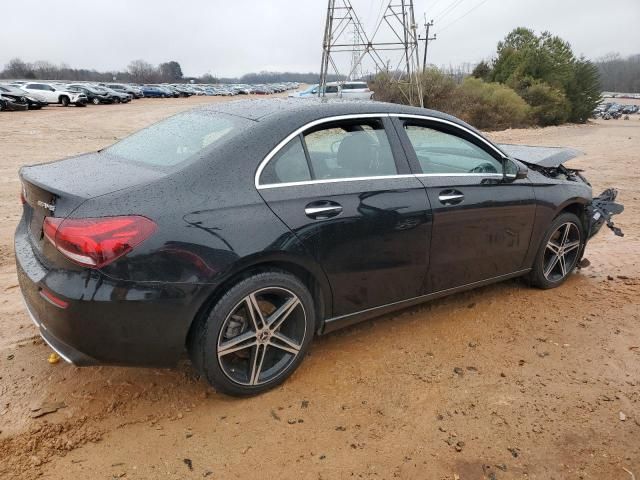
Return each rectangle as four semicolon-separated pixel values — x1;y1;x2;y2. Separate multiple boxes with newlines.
438;0;491;32
433;0;466;22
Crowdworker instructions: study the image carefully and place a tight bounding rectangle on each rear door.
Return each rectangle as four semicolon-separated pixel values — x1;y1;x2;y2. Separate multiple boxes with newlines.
392;116;536;292
257;115;432;317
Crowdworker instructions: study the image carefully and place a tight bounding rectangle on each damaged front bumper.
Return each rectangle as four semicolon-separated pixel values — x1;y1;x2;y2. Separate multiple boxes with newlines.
587;188;624;238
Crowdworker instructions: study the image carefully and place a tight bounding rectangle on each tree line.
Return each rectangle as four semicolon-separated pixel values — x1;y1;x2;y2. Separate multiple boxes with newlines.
594;53;640;93
0;58;343;85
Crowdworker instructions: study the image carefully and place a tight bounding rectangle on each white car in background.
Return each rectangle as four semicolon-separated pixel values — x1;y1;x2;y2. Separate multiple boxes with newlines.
19;82;87;107
289;81;373;100
339;81;374;99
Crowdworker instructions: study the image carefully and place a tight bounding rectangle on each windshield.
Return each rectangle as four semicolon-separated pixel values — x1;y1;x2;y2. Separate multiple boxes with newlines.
105;111;253;167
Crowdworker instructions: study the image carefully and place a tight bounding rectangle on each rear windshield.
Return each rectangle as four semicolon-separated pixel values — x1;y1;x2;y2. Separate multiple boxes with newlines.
105;111;252;167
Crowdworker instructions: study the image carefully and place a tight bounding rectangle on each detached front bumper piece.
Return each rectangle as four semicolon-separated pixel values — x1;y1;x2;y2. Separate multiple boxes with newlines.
587;188;624;238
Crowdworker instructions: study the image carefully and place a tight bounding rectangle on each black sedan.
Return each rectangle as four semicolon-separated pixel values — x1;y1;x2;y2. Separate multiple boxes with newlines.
66;84;113;105
15;99;623;396
1;94;28;111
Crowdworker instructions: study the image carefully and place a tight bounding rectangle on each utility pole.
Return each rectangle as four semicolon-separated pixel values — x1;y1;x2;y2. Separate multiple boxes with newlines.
420;15;436;73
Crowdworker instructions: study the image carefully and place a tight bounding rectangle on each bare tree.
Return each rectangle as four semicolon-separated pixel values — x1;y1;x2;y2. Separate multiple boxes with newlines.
127;59;158;83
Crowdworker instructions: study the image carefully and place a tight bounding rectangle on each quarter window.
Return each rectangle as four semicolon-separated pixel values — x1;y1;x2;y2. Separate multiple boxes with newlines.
404;124;502;174
259;136;311;185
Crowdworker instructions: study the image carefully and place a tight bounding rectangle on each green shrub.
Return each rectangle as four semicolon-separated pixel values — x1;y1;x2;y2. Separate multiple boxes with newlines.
455;77;532;130
519;80;570;126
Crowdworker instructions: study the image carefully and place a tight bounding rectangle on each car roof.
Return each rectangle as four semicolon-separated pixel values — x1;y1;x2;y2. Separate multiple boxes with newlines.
194;97;473;130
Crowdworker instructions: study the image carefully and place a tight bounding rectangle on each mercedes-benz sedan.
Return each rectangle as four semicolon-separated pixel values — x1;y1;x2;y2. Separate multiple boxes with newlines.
15;99;623;396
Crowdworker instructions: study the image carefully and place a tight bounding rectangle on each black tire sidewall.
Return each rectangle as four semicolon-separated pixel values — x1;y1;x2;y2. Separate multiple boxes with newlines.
60;96;69;107
192;271;316;397
530;212;584;289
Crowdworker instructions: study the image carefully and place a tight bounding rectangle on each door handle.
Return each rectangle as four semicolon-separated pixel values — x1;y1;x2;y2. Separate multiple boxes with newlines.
305;201;343;219
438;190;464;205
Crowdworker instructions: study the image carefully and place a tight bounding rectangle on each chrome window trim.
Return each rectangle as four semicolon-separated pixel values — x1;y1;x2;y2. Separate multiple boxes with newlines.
255;112;508;190
415;173;503;178
258;174;416;190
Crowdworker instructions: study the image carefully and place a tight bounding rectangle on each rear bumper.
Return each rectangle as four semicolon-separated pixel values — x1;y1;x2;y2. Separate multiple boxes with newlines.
15;219;205;368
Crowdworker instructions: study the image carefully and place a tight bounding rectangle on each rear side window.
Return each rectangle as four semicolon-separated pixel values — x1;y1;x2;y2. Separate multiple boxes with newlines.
259;119;397;185
105;111;253;167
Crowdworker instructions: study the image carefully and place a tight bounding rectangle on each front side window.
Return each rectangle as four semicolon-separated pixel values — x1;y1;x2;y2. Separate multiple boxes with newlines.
105;111;252;167
403;123;502;174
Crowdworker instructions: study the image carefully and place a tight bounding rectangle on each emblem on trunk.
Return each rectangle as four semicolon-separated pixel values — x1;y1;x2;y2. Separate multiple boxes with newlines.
37;200;56;212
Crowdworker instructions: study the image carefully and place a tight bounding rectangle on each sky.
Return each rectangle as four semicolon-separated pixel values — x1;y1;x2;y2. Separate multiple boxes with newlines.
1;0;638;78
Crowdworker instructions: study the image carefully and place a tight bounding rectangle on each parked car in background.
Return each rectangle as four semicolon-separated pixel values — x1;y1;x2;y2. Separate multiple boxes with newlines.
0;84;47;109
105;84;143;98
19;82;87;107
340;81;374;99
0;94;29;111
92;85;131;103
66;84;113;105
140;85;168;98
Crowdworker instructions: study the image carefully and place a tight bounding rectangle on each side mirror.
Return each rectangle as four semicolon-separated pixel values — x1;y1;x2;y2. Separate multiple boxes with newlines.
503;158;528;182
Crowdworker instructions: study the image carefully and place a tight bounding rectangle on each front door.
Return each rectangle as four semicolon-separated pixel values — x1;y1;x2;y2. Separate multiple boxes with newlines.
258;116;432;316
393;117;536;293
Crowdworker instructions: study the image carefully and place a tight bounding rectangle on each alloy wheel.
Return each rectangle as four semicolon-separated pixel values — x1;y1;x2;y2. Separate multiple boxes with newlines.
543;222;581;282
217;287;306;386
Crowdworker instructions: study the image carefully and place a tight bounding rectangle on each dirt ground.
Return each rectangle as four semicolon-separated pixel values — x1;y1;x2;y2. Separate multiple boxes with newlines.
0;97;638;480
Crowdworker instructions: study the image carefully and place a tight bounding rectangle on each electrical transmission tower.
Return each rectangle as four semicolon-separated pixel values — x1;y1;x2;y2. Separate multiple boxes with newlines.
349;25;363;80
319;0;424;106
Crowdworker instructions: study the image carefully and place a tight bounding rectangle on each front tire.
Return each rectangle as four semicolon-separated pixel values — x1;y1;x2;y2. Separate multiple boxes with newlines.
91;97;100;105
59;96;70;107
529;212;584;289
189;271;315;396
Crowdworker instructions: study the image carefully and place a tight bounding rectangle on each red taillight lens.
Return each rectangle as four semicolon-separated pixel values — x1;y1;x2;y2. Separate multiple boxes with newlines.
43;216;156;268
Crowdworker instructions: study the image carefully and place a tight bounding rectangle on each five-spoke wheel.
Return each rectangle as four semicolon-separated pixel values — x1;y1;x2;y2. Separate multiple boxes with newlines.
530;212;584;289
543;222;581;282
217;288;306;386
189;271;314;396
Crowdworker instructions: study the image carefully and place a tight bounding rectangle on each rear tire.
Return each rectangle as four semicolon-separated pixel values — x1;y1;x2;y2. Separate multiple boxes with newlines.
189;271;315;397
529;212;584;289
92;97;100;105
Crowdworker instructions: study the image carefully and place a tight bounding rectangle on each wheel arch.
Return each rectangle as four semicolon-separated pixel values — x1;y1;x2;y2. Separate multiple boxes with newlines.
185;253;333;349
555;198;589;233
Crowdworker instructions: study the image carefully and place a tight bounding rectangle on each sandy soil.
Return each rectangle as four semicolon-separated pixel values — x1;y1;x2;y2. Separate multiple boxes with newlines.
0;98;638;480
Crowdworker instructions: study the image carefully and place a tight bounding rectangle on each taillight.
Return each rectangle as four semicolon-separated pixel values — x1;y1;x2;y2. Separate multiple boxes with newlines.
43;216;156;268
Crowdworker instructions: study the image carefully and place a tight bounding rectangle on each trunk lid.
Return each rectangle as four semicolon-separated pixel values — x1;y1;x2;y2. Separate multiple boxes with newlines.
20;151;164;256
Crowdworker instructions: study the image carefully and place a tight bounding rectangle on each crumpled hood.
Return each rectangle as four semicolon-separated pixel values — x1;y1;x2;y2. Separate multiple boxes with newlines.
498;144;583;168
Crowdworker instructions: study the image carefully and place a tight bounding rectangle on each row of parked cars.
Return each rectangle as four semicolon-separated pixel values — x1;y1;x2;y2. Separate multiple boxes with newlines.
0;81;300;111
593;102;640;119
